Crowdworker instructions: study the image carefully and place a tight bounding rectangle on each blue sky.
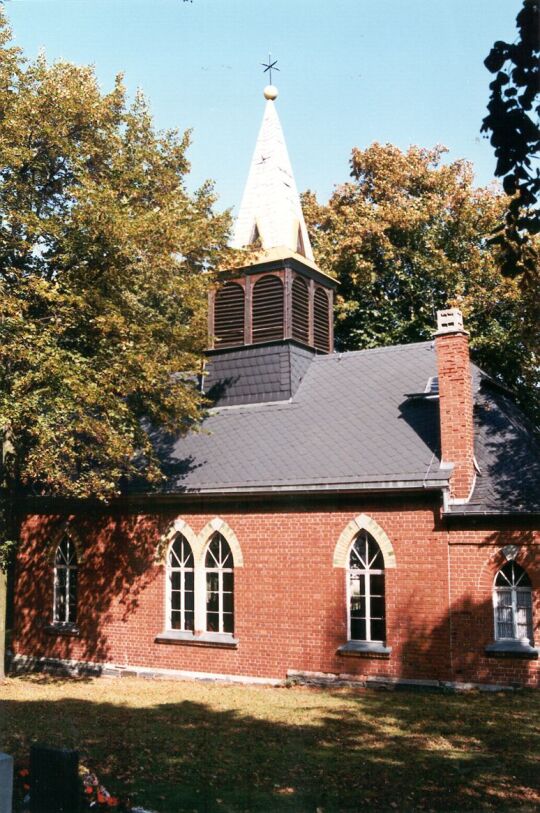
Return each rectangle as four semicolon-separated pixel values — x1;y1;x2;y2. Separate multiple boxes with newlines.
5;0;522;214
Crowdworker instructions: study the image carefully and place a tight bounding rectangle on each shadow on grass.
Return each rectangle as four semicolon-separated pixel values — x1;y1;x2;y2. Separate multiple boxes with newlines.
1;684;539;812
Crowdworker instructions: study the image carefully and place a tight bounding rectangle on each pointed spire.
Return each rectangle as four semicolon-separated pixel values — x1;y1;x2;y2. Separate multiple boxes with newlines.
231;87;314;262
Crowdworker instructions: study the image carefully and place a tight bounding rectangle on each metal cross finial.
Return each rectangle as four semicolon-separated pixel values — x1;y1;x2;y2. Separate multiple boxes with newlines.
261;54;279;85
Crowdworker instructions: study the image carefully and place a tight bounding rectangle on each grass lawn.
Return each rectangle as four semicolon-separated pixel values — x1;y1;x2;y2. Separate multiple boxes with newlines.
0;676;539;812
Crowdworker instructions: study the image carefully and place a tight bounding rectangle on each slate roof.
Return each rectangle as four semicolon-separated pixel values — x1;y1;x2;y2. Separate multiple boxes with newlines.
157;341;447;495
153;340;540;516
449;370;540;516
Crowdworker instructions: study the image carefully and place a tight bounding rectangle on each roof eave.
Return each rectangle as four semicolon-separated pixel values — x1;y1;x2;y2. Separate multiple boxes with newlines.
162;477;448;497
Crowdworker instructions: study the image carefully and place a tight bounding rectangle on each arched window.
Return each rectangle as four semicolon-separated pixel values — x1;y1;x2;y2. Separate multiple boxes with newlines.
214;282;245;348
348;531;385;643
493;561;533;643
53;536;77;626
292;276;309;344
168;534;195;632
205;533;234;634
313;287;330;352
252;275;284;343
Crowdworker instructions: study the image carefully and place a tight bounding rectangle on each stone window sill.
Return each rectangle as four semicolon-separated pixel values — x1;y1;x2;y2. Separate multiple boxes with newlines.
155;630;238;649
44;624;80;638
485;640;538;660
338;641;392;658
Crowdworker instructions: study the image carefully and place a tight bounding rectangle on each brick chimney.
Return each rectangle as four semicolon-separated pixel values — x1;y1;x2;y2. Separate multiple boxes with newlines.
434;308;476;501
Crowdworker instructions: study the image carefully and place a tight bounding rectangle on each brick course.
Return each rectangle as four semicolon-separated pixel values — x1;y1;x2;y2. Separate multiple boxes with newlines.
435;330;476;500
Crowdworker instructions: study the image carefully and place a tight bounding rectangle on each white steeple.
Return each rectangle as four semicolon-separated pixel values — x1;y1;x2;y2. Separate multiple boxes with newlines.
231;85;314;262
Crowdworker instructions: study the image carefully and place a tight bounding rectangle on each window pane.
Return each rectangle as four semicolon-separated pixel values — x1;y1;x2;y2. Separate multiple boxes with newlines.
350;595;365;618
55;569;66;622
171;590;181;611
495;569;510;587
370;574;385;596
185;571;194;592
350;536;367;567
206;572;219;593
370;549;384;569
350;574;364;597
223;591;234;614
184;611;194;631
68;571;77;623
516;592;533;640
185;589;194;612
371;618;386;642
370;596;385;620
171;611;181;630
207;612;219;632
207;592;219;612
183;544;194;568
223;613;234;634
351;617;366;641
495;596;514;639
223;572;234;593
206;535;221;567
171;571;181;592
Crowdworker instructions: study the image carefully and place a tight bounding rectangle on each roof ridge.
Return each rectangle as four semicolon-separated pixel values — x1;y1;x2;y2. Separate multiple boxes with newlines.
313;340;434;362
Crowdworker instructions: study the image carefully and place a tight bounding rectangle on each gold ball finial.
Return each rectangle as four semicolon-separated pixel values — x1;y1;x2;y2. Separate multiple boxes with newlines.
264;84;278;101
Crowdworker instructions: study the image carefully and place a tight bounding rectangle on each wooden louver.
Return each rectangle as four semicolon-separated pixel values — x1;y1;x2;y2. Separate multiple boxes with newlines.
214;282;245;347
291;276;309;344
313;287;330;352
252;275;284;344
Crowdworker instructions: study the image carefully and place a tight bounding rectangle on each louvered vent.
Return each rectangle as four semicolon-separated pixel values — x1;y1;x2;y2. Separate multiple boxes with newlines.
252;275;284;344
292;276;309;344
313;287;330;352
214;282;245;347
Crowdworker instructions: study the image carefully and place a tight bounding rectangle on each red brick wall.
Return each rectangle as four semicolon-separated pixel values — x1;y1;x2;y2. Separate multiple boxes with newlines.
435;331;476;500
447;527;539;687
11;498;539;687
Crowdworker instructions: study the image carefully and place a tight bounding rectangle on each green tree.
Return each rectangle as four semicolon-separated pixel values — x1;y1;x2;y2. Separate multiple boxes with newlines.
303;143;538;425
0;15;231;674
481;0;539;283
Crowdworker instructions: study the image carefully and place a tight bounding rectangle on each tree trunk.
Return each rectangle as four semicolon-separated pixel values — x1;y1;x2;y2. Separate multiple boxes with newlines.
0;568;6;680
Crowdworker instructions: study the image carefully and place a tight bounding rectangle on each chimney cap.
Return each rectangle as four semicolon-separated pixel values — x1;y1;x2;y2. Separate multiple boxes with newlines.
435;308;467;336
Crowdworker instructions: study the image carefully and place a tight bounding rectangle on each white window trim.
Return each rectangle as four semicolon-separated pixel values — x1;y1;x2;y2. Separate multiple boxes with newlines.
53;537;78;626
205;534;234;635
347;535;386;644
492;567;534;645
166;535;195;634
160;518;242;640
347;562;385;644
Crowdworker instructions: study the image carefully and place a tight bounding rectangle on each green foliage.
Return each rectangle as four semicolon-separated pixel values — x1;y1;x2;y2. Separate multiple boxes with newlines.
303;143;539;426
481;0;540;284
0;12;232;502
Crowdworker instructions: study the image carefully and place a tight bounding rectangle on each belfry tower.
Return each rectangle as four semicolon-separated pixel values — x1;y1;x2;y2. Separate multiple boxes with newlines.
205;84;336;406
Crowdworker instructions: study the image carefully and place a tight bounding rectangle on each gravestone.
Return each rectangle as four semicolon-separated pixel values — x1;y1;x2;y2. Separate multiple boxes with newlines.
0;752;13;813
30;745;80;813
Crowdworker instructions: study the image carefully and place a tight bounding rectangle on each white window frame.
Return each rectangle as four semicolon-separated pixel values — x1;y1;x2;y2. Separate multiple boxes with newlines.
493;562;534;644
53;536;77;626
204;532;234;635
347;532;385;644
166;534;195;633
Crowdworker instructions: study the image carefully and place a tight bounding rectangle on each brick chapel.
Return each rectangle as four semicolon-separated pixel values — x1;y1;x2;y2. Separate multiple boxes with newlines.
11;84;540;689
